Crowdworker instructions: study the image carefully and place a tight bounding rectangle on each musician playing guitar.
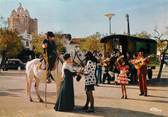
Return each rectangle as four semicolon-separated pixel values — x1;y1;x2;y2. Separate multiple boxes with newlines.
131;49;150;96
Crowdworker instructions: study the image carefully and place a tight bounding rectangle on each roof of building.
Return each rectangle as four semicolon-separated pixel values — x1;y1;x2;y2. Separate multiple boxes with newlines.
10;3;30;17
100;34;157;43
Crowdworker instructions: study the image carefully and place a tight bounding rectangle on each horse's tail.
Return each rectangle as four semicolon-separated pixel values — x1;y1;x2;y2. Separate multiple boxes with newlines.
56;56;60;76
25;62;30;96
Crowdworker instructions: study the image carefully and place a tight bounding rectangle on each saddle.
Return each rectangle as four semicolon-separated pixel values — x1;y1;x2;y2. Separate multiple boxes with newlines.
38;59;46;70
38;59;57;71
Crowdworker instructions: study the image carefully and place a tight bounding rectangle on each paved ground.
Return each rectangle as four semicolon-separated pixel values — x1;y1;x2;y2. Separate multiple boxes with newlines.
0;67;168;117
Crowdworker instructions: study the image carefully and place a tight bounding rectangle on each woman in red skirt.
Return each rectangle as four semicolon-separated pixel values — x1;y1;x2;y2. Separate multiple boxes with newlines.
117;55;129;99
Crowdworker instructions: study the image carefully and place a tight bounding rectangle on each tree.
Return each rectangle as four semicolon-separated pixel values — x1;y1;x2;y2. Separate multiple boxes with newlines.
54;32;66;53
152;29;168;80
32;33;45;56
0;29;23;58
132;31;151;38
79;32;103;51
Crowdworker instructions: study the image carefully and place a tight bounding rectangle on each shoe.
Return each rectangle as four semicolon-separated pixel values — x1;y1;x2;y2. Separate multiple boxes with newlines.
121;96;124;99
139;93;144;96
86;107;95;113
125;96;127;99
47;79;52;83
144;94;147;97
82;106;88;110
115;82;118;85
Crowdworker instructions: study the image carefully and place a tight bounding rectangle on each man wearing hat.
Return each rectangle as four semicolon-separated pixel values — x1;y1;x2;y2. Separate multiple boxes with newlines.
42;31;57;82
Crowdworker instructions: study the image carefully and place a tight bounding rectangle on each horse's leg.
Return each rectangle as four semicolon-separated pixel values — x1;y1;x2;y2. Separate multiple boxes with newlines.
34;77;44;102
29;77;33;102
26;74;30;100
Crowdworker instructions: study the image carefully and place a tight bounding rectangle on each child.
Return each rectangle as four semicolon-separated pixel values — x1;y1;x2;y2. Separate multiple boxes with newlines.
117;55;129;99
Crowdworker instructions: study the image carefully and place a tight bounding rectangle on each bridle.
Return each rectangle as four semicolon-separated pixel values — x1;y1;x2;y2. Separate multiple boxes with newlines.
72;50;86;67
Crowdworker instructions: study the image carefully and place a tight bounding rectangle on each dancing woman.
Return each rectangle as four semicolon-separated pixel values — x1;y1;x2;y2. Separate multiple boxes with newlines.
117;55;129;99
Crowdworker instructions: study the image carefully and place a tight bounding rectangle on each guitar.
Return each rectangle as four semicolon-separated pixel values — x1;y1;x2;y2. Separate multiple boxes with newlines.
132;54;154;70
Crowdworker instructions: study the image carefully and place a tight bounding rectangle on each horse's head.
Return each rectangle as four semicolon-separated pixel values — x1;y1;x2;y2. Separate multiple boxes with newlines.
72;50;86;67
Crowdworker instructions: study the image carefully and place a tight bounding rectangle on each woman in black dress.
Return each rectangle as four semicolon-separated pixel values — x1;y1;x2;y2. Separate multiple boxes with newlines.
54;53;80;111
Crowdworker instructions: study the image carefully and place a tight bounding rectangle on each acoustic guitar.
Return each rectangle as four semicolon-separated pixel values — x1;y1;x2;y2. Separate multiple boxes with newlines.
132;55;154;70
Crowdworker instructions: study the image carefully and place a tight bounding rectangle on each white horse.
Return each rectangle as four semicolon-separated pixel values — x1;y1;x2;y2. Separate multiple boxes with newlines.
25;57;62;102
25;50;85;103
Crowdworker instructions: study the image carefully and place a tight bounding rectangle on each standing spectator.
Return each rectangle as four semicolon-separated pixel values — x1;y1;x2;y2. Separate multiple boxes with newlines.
113;63;120;85
96;53;103;84
102;58;111;84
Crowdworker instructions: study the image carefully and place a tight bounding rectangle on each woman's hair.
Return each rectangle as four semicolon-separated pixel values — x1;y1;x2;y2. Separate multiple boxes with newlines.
63;53;71;61
85;51;98;63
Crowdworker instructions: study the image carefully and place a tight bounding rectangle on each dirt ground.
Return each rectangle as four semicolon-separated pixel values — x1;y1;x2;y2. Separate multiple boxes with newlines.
0;68;168;117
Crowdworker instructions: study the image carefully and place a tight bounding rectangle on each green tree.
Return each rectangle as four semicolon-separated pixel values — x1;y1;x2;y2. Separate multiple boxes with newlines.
32;33;45;56
132;31;151;38
0;29;23;58
80;32;103;51
54;32;66;53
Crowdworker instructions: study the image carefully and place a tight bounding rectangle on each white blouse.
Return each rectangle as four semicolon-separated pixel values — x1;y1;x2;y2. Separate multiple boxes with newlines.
84;60;96;86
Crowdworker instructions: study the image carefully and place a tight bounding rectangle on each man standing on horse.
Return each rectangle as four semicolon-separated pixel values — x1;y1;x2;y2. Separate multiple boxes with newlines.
42;31;57;82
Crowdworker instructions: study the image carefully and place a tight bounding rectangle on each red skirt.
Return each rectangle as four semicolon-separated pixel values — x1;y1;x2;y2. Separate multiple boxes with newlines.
117;74;129;85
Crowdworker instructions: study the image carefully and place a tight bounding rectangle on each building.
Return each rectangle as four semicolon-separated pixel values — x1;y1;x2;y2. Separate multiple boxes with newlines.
8;3;38;49
8;3;38;34
18;31;32;49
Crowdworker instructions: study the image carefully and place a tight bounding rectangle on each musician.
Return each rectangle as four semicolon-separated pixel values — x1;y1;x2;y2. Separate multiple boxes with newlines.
102;58;111;84
132;49;149;96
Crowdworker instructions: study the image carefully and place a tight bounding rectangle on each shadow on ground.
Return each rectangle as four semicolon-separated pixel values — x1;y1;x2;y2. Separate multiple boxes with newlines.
0;91;19;97
56;106;163;117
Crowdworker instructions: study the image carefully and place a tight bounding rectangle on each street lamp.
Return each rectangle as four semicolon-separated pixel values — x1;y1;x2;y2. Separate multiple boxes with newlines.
105;13;115;35
126;14;130;35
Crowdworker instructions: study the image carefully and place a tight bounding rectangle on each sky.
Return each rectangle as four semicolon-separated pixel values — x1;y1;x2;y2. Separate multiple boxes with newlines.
0;0;168;37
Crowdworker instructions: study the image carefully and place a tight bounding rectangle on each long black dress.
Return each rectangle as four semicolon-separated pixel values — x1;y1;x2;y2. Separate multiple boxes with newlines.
54;66;77;111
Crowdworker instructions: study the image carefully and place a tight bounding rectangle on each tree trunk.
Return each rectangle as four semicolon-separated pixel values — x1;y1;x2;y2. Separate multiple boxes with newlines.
0;50;7;72
157;51;166;80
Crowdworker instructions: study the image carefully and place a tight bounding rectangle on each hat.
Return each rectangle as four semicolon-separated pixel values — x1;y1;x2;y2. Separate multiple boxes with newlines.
46;31;55;37
63;53;71;60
